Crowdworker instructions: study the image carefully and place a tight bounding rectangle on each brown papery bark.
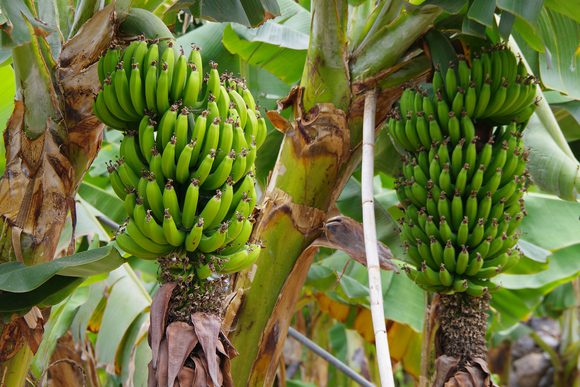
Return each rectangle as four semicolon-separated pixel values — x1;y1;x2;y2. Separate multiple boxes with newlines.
0;4;115;371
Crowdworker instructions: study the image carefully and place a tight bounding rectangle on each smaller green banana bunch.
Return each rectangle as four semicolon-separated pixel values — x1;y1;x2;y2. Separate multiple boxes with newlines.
96;38;268;278
393;46;537;152
387;45;537;297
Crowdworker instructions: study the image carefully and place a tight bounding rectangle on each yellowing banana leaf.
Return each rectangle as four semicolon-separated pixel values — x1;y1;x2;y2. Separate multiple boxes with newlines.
0;0;54;47
70;281;107;344
315;292;422;378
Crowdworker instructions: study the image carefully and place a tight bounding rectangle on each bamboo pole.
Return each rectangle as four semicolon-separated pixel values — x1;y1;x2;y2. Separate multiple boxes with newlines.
361;89;394;387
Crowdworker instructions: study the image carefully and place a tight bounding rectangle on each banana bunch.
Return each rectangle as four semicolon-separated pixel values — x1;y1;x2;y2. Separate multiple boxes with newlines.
95;38;268;277
387;46;537;296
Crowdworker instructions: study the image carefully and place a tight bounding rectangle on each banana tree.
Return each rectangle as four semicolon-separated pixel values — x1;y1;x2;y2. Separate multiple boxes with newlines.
1;0;579;385
0;2;120;382
222;1;580;385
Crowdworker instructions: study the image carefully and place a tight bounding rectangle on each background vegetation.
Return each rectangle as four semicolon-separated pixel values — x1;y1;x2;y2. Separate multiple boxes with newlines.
0;0;578;385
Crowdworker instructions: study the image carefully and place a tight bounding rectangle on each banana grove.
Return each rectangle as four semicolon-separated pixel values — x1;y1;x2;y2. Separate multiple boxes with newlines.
0;0;579;386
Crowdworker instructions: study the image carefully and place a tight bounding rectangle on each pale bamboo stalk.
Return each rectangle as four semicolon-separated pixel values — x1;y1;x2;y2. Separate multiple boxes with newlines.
361;89;395;387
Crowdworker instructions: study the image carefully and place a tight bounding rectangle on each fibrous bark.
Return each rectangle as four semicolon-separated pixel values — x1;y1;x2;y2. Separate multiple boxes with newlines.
433;293;495;387
0;4;115;371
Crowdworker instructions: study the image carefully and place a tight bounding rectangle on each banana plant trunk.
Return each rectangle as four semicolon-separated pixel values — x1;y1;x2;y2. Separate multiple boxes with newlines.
0;5;116;382
224;1;436;385
225;3;351;385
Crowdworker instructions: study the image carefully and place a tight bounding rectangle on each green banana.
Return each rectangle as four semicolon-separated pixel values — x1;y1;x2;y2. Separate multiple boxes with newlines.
156;61;171;113
198;223;228;253
146;175;165;222
185;218;204;252
162;209;185;247
217;244;261;274
189;111;208;166
191;150;216;185
115;232;160;260
114;63;140;119
162;180;182;226
203;151;235;190
170;52;187;102
174;108;189;156
220;218;252;254
125;218;173;255
176;140;195;184
198;116;220;161
145;60;158;114
120;131;147;175
161;136;177;180
198;190;222;230
182;64;201;108
129;63;145;115
181;178;200;229
158;105;177;150
94;91;128;129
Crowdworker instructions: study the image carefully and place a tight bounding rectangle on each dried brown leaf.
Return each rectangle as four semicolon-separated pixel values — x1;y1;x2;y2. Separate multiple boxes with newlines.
178;366;194;386
435;355;496;387
191;313;221;387
59;4;115;73
148;362;156;387
218;332;238;359
220;355;234;387
192;357;208;387
157;339;169;387
314;215;398;271
166;322;198;387
150;283;176;367
445;371;474;387
434;355;459;387
266;110;292;133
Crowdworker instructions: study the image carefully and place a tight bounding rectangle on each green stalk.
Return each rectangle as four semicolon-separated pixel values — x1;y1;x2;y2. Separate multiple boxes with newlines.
300;0;350;111
530;330;563;386
228;2;350;385
227;3;439;385
0;345;33;387
350;5;441;81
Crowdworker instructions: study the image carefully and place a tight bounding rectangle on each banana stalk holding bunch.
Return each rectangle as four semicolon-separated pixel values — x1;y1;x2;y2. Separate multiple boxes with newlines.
94;37;268;277
387;45;537;296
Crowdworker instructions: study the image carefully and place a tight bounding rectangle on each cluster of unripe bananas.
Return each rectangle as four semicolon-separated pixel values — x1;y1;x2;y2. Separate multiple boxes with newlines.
94;37;267;277
388;45;537;296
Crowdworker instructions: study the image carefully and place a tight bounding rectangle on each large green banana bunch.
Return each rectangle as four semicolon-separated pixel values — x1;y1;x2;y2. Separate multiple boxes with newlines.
387;45;537;297
95;37;268;277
